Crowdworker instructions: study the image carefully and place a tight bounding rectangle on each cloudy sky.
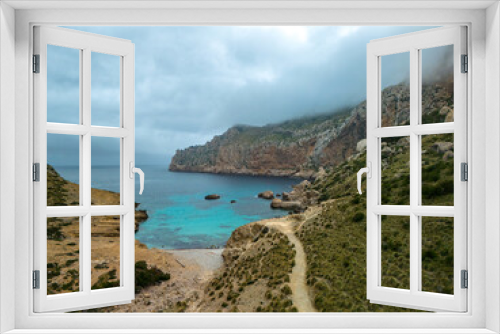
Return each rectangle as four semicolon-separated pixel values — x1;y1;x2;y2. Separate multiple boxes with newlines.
47;25;441;166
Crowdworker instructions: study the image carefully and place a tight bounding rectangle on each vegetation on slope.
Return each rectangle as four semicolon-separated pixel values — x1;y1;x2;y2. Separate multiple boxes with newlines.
46;165;170;296
135;260;171;293
202;227;297;312
297;132;455;312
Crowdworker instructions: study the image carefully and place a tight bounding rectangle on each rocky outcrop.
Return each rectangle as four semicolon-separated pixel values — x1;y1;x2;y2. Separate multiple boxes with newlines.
135;209;149;232
272;180;320;212
271;199;303;212
222;222;266;263
258;191;274;200
169;78;453;178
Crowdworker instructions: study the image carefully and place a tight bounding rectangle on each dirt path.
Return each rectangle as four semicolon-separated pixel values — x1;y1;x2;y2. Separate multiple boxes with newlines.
267;221;316;312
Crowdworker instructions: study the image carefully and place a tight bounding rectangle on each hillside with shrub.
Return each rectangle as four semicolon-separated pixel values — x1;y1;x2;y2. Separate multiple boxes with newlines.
297;131;454;311
199;76;455;312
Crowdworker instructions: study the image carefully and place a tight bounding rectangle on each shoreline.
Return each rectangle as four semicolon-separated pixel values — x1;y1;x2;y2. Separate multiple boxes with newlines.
167;168;310;180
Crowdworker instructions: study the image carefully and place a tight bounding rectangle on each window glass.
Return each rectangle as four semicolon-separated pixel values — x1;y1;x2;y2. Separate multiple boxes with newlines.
421;217;454;295
381;52;410;127
381;137;410;205
47;45;80;124
91;137;121;206
421;134;454;206
421;45;454;124
47;217;80;295
91;215;121;290
381;215;410;290
47;134;80;206
92;52;121;127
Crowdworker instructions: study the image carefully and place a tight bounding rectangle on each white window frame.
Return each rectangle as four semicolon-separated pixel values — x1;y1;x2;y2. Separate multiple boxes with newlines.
33;26;136;312
365;26;467;312
1;1;499;333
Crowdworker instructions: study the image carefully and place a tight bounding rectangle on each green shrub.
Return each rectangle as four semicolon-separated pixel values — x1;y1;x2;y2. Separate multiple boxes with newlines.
134;260;170;293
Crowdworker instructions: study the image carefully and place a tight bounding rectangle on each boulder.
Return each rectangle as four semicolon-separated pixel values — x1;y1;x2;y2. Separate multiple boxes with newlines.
445;108;454;122
258;190;274;200
443;151;454;161
293;169;315;179
382;145;393;155
440;106;452;116
312;167;327;180
270;198;282;208
356;139;367;152
205;194;221;200
432;142;453;154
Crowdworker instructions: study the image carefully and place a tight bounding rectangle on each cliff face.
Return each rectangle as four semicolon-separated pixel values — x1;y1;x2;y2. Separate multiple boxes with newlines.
169;78;453;178
169;108;359;178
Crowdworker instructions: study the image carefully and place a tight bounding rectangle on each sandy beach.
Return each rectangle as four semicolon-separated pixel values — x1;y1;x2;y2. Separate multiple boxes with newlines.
167;249;224;272
87;245;224;313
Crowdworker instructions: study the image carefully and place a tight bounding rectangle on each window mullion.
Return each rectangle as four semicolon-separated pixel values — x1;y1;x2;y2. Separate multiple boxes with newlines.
82;48;92;294
409;47;420;295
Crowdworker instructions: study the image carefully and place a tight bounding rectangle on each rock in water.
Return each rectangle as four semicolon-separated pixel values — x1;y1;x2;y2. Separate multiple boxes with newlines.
270;198;282;208
205;194;221;200
258;190;274;199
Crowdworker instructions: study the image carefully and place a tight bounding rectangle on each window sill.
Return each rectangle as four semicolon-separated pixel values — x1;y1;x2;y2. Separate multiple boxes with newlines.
4;330;498;334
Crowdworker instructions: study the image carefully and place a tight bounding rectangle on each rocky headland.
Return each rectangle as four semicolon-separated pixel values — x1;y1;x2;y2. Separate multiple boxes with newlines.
169;78;453;179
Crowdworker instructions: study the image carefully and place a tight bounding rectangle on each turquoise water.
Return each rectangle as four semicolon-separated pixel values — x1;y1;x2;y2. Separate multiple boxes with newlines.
55;165;299;249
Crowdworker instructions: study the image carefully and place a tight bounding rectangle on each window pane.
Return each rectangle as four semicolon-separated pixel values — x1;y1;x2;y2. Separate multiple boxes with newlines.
381;136;410;205
381;52;410;127
91;137;121;205
47;133;80;206
47;217;80;295
421;217;454;295
421;133;454;206
92;52;121;127
91;215;121;290
47;45;80;124
421;45;454;124
381;215;410;290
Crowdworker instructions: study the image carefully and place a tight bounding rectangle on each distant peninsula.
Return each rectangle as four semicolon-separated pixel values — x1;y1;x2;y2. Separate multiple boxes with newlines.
169;105;365;179
169;79;453;179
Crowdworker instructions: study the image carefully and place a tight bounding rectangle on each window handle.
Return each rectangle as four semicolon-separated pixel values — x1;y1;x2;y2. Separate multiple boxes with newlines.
357;162;371;195
129;162;145;195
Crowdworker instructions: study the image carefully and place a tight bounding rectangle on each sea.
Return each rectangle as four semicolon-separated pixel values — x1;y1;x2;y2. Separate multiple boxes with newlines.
54;165;300;249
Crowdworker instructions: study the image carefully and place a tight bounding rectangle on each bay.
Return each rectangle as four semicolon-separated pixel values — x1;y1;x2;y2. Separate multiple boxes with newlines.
54;165;300;249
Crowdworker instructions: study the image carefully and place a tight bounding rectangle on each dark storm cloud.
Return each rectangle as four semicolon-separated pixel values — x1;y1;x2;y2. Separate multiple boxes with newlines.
49;26;442;166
